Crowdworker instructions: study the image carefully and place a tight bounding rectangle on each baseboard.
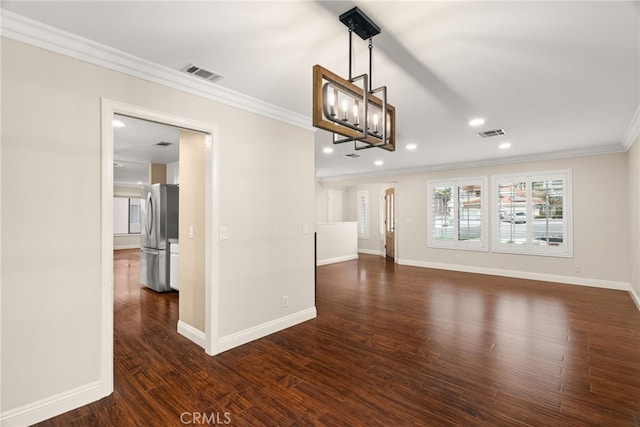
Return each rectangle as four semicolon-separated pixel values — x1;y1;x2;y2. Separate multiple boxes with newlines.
216;307;317;354
316;254;358;266
0;380;108;427
177;320;206;349
114;244;139;250
396;258;629;291
358;249;384;256
629;286;640;311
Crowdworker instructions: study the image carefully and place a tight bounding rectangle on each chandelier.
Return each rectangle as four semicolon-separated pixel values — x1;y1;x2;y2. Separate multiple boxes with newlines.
312;7;395;152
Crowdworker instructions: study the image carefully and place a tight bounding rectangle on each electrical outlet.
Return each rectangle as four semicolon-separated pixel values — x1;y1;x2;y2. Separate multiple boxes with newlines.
282;295;288;308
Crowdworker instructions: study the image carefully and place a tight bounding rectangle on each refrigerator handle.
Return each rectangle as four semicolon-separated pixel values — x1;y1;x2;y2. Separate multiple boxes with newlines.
146;192;154;237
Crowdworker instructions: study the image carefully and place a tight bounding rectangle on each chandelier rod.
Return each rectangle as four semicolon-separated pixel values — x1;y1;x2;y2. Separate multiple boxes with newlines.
348;26;353;80
368;38;373;90
346;22;375;89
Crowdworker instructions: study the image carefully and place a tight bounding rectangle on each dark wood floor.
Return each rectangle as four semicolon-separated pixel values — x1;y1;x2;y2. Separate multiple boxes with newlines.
36;250;640;426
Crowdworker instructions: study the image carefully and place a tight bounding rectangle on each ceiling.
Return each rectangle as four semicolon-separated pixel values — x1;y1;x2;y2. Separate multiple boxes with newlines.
3;1;639;182
112;115;180;186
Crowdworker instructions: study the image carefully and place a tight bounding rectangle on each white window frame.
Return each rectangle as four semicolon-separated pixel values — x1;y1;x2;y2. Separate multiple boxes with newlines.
113;196;142;235
492;170;572;257
357;190;370;239
428;177;488;251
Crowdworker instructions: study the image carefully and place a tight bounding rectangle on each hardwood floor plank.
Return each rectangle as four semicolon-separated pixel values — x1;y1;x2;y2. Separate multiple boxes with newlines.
34;251;640;426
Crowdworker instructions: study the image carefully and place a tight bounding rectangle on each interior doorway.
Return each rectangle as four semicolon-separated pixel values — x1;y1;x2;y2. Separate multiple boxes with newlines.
384;187;395;262
101;99;221;396
113;116;210;335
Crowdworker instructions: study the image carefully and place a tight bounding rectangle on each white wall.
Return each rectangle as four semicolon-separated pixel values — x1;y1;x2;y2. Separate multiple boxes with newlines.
315;182;329;223
1;38;315;422
315;185;348;224
325;153;630;288
217;118;315;337
178;130;206;333
316;222;358;265
166;161;179;185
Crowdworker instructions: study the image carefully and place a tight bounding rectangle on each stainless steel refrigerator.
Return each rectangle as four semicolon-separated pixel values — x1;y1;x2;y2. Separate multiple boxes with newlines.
140;183;179;292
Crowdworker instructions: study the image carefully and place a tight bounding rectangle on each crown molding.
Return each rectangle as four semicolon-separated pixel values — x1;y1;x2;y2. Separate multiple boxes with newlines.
317;143;627;183
621;104;640;150
0;10;315;132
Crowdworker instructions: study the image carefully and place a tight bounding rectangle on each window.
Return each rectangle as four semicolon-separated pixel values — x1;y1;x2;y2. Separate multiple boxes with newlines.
428;177;487;250
493;170;572;257
357;190;369;239
114;197;142;234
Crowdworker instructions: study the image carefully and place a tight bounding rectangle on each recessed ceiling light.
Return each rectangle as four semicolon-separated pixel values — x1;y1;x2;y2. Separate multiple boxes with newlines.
469;118;485;127
406;143;417;151
499;142;512;149
112;119;126;128
374;160;383;166
323;147;334;154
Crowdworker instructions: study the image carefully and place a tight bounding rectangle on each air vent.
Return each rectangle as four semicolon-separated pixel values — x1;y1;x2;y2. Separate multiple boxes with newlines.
182;64;225;83
344;153;360;158
155;142;173;147
476;129;506;138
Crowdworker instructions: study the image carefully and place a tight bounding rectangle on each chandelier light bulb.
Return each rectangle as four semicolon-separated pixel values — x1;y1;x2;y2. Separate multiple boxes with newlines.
328;92;336;117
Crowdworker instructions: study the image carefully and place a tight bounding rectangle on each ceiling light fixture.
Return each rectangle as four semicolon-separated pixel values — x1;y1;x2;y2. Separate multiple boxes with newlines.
406;143;417;151
469;118;485;127
323;147;334;154
499;142;512;149
112;119;126;128
374;160;383;166
312;7;395;152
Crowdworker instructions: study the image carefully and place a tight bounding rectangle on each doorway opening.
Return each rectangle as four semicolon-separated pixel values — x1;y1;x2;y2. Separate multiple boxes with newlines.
101;99;220;394
113;115;209;328
384;187;395;262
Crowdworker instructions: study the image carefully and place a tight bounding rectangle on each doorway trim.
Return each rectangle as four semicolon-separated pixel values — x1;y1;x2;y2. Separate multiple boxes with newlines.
101;98;221;392
384;186;396;262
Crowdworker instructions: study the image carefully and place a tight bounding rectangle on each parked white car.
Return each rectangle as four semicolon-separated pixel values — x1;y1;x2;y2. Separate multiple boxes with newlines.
503;212;526;223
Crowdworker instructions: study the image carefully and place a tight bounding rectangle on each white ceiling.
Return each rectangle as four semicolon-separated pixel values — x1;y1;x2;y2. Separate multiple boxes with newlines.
3;1;639;182
113;115;180;186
